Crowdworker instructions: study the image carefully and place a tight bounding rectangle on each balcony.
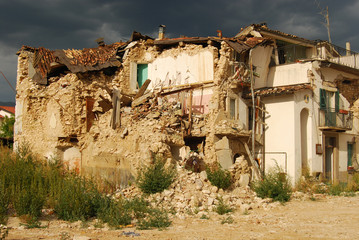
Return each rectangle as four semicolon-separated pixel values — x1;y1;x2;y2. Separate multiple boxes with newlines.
317;43;359;70
318;108;353;132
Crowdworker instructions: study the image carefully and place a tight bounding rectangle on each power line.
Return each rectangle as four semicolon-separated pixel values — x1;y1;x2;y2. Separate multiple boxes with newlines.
0;71;16;93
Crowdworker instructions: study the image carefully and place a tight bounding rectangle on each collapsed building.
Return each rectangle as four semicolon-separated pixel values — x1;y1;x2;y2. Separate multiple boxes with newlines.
14;23;359;186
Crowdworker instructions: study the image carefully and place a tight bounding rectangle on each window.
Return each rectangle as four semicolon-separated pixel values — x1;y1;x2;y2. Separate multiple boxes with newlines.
276;40;307;64
130;62;148;89
226;95;238;120
137;64;148;88
319;89;339;111
319;88;340;127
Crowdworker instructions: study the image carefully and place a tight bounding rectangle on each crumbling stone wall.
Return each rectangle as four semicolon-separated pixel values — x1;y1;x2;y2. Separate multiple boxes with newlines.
15;39;252;187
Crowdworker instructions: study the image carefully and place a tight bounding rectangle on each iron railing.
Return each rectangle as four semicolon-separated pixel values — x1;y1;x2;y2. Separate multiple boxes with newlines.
318;43;359;69
318;108;353;130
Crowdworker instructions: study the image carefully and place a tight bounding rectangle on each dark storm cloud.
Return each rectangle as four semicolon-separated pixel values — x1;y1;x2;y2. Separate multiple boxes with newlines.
0;0;358;102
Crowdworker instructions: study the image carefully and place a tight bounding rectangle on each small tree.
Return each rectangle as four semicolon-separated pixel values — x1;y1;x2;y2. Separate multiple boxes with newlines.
137;155;176;194
0;115;14;139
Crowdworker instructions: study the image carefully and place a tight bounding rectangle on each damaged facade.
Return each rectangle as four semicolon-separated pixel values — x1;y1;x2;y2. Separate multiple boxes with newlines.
15;23;359;185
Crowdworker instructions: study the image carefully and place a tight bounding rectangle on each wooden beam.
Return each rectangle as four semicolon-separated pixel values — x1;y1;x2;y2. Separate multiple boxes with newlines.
135;79;151;99
244;142;262;180
131;92;153;107
188;90;193;135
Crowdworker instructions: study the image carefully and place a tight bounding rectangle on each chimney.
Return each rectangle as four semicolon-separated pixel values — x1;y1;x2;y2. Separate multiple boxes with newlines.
346;42;351;56
217;30;222;38
95;37;105;47
158;25;166;40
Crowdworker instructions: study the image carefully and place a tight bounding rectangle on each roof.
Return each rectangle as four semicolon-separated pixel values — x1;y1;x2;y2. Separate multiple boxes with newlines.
236;24;316;46
243;83;312;98
154;36;272;54
0;106;15;114
19;42;126;84
18;30;272;85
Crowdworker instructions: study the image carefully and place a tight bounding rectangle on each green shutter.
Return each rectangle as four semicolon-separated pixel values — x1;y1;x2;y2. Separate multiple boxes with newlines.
348;143;353;167
137;64;148;88
335;90;339;112
320;89;327;110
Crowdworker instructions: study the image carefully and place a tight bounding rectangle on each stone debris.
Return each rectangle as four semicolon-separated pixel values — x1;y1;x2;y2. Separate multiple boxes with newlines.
118;164;278;217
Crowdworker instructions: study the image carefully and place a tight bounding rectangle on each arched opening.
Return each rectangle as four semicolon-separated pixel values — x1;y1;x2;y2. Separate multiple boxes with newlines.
233;153;240;164
300;108;310;175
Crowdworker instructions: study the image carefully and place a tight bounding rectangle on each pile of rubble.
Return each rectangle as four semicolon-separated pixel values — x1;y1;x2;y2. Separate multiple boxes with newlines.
117;156;279;218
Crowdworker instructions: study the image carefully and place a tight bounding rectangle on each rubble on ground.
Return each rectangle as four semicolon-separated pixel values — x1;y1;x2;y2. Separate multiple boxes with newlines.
117;159;277;219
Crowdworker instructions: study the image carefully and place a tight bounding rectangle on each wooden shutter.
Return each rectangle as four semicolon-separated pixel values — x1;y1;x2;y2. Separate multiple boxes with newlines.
348;143;353;167
335;90;340;112
319;88;327;110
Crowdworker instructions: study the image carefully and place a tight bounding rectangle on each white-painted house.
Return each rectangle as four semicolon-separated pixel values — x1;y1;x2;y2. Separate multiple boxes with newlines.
238;24;359;183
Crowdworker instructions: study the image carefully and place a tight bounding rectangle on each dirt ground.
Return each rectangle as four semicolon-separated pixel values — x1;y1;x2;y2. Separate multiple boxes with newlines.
5;194;359;240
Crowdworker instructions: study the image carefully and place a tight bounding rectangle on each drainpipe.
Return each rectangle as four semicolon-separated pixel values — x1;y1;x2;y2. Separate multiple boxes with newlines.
249;49;255;166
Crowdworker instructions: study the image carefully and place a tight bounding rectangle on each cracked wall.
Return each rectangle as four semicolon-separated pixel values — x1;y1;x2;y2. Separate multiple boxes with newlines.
15;39;253;186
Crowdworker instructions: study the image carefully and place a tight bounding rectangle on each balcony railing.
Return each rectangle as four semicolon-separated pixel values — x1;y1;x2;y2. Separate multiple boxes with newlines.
318;43;359;70
318;108;353;131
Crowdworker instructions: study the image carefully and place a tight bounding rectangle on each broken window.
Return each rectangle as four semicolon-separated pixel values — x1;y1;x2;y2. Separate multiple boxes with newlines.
276;40;307;64
226;94;239;120
184;136;206;153
130;62;148;89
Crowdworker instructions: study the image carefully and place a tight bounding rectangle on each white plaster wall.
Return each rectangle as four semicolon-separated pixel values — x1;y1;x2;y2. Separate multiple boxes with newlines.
63;147;81;171
252;46;273;89
266;62;311;88
338;134;356;172
263;95;296;181
238;97;248;130
147;50;214;89
294;90;323;176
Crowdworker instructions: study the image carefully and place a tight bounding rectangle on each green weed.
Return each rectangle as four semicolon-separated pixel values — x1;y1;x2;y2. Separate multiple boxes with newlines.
136;155;176;194
252;167;292;203
214;197;233;215
221;216;234;224
206;162;231;190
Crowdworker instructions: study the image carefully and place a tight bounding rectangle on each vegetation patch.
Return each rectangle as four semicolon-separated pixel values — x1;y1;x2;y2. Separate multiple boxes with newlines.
0;146;171;230
136;154;176;194
214;197;233;215
252;167;292;203
206;162;231;190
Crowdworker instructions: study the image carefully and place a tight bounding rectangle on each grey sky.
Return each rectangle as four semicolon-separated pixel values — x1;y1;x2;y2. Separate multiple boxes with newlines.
0;0;358;102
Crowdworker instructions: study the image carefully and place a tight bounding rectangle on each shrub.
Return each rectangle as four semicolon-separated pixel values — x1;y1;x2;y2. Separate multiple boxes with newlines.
214;197;233;215
136;155;176;194
328;182;346;196
55;176;101;221
206;162;231;190
97;197;132;227
346;172;359;192
137;208;171;230
0;182;9;224
221;216;234;224
0;115;14;139
0;146;172;230
252;167;292;203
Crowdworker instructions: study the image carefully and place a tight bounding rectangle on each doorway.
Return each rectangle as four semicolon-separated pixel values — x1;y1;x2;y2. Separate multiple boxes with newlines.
324;135;338;182
300;108;310;175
